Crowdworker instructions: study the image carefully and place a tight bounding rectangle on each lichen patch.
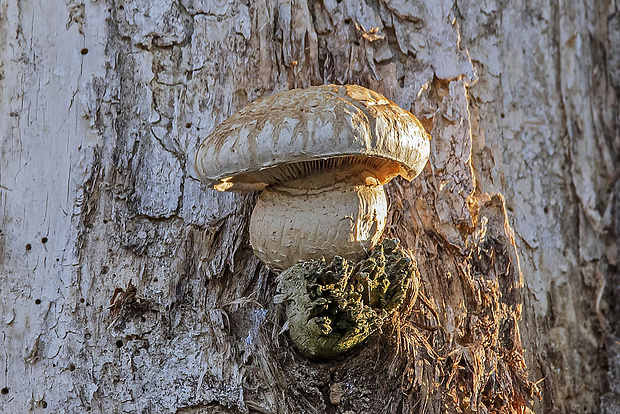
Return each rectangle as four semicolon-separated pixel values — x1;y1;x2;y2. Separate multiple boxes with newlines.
275;239;418;359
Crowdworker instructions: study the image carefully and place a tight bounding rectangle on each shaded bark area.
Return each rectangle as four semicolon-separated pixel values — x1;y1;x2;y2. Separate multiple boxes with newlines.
0;0;617;413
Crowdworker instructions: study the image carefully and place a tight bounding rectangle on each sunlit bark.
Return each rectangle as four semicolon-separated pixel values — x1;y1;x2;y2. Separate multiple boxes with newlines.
0;0;617;413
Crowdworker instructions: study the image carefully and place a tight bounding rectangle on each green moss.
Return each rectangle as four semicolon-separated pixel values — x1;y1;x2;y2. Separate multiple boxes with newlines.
274;239;416;359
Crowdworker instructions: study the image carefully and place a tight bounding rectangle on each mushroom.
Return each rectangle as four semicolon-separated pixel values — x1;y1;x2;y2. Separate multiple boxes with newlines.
195;85;430;272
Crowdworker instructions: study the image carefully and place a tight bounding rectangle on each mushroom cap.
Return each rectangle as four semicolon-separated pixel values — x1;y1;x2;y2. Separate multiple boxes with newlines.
195;85;430;191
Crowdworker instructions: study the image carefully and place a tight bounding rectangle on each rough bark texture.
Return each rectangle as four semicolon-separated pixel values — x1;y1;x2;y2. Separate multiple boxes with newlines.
0;0;617;413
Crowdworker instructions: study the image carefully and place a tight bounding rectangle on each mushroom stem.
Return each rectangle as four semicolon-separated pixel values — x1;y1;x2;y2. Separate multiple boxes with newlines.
249;168;388;273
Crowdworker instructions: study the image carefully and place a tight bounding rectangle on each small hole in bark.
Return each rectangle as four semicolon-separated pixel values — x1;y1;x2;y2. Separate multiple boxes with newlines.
81;48;89;55
69;364;76;372
56;258;59;262
344;18;351;24
103;219;108;224
185;123;192;128
35;299;41;305
26;244;32;251
80;298;85;303
41;400;47;408
41;237;48;244
101;266;109;274
544;206;549;214
1;388;8;395
500;113;505;118
116;340;124;348
245;355;254;365
153;277;158;282
119;5;124;10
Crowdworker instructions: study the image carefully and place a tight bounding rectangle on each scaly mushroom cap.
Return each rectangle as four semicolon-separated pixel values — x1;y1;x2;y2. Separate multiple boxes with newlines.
195;84;430;191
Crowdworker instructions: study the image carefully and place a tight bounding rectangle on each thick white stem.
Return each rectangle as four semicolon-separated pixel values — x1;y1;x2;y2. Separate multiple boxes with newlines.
249;181;387;272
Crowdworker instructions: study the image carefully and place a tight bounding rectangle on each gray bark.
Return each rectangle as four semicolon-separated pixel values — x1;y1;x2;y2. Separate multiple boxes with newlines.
0;0;617;413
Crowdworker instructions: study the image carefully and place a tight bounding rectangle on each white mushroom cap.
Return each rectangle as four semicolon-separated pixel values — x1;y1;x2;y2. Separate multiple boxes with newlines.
195;85;430;191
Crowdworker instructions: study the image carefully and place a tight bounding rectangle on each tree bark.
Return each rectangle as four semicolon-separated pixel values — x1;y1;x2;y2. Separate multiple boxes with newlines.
0;0;617;413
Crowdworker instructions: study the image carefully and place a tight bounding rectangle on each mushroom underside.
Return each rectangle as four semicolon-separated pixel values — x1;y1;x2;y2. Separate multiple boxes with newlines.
213;155;404;192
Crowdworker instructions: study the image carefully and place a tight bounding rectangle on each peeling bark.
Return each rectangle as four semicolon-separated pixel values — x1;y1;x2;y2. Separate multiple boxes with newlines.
0;0;617;413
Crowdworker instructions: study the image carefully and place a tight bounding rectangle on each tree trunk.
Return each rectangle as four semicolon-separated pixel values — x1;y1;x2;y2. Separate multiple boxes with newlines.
1;0;617;413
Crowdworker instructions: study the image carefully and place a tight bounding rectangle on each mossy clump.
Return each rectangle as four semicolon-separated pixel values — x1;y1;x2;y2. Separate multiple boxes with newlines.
274;239;416;359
